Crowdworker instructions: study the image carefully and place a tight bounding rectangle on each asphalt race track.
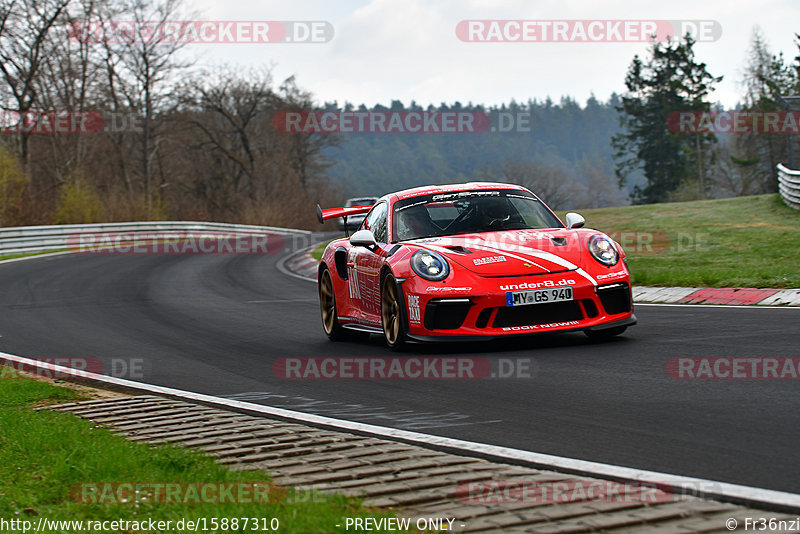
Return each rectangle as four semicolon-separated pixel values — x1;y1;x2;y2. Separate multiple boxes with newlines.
1;245;799;495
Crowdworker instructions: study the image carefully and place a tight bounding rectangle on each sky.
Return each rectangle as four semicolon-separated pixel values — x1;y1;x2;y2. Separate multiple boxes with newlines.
183;0;800;109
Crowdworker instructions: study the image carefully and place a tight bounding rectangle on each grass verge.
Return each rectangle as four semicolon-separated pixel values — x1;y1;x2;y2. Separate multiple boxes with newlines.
565;194;800;288
0;366;397;533
310;242;328;261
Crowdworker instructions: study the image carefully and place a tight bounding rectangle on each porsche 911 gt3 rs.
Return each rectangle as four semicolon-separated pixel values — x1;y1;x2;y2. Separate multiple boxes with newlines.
315;182;636;349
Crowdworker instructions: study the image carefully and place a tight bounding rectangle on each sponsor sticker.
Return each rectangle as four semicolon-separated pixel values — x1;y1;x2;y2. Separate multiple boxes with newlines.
500;278;575;291
426;286;472;292
501;320;581;331
596;270;627;280
473;255;506;266
407;294;421;323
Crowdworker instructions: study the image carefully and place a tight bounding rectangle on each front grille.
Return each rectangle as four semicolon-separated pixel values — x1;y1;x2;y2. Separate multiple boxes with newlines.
596;282;632;315
475;308;493;329
492;301;584;328
424;299;472;330
581;299;599;318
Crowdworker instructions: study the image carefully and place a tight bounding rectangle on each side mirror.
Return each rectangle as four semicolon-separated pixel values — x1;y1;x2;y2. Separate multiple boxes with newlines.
565;212;585;229
350;229;377;248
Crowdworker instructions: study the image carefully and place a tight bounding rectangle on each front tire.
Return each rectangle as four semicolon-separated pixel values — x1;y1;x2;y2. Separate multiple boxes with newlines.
319;268;346;341
381;274;406;351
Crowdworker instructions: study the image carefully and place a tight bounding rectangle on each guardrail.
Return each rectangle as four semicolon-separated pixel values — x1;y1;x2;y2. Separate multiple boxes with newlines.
777;163;800;210
0;221;310;257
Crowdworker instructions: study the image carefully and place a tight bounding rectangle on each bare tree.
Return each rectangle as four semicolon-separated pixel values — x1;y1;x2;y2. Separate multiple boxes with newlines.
34;0;108;182
172;68;338;224
0;0;71;171
497;160;576;210
98;0;192;216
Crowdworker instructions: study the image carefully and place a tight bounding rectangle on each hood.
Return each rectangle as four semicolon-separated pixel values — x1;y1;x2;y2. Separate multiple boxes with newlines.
412;229;584;276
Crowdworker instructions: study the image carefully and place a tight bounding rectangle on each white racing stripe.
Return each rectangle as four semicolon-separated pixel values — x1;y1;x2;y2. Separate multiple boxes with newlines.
468;242;599;286
426;244;550;273
1;349;798;512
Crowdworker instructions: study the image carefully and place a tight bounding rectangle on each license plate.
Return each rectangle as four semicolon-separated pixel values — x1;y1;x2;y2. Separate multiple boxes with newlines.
506;287;573;306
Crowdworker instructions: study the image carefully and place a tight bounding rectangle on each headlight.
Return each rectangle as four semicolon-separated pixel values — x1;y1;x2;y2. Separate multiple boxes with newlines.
588;235;619;266
410;250;450;281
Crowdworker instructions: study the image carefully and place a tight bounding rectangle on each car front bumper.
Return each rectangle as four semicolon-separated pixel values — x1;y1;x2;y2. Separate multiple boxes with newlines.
398;271;636;340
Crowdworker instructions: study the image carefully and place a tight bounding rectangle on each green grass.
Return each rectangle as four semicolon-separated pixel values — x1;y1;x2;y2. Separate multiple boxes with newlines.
310;242;328;261
562;194;800;288
0;367;399;533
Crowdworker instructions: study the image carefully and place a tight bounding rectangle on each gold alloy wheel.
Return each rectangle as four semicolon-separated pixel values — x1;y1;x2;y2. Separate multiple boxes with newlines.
381;276;401;346
319;269;336;335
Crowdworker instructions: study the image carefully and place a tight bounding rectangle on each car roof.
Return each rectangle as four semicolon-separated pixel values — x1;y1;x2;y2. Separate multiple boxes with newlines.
391;182;530;201
345;197;379;205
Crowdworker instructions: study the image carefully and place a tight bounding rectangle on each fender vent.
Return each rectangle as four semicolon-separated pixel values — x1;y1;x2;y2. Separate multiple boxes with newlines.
333;247;348;280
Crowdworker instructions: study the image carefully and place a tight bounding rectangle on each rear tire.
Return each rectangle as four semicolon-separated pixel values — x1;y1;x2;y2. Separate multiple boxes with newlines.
381;274;406;351
585;326;627;340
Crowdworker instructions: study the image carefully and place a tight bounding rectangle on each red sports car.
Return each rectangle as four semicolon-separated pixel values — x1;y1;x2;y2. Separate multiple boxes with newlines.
316;182;636;350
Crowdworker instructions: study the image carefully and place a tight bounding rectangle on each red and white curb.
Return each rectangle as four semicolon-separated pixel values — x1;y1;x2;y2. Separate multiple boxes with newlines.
279;247;321;281
634;286;800;307
285;250;800;307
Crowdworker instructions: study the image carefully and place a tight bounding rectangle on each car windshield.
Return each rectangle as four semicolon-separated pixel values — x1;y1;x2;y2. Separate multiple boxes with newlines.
392;189;563;242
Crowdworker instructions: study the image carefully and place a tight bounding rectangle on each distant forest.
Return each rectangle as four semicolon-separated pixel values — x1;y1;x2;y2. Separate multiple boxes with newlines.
320;97;634;210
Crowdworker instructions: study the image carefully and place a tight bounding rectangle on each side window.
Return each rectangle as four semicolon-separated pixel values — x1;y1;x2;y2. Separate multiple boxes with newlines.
364;202;388;243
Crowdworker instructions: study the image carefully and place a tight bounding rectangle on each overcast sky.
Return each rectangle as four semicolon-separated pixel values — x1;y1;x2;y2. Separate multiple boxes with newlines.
185;0;799;109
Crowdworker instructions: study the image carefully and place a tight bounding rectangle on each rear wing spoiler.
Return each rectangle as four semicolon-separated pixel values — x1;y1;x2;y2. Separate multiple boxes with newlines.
316;204;373;224
316;203;374;236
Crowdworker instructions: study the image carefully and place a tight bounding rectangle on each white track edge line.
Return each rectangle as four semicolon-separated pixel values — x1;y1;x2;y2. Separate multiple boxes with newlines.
0;251;72;265
1;350;798;512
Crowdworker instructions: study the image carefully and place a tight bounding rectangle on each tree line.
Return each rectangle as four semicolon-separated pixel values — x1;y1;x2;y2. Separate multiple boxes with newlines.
1;1;799;230
613;30;800;204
